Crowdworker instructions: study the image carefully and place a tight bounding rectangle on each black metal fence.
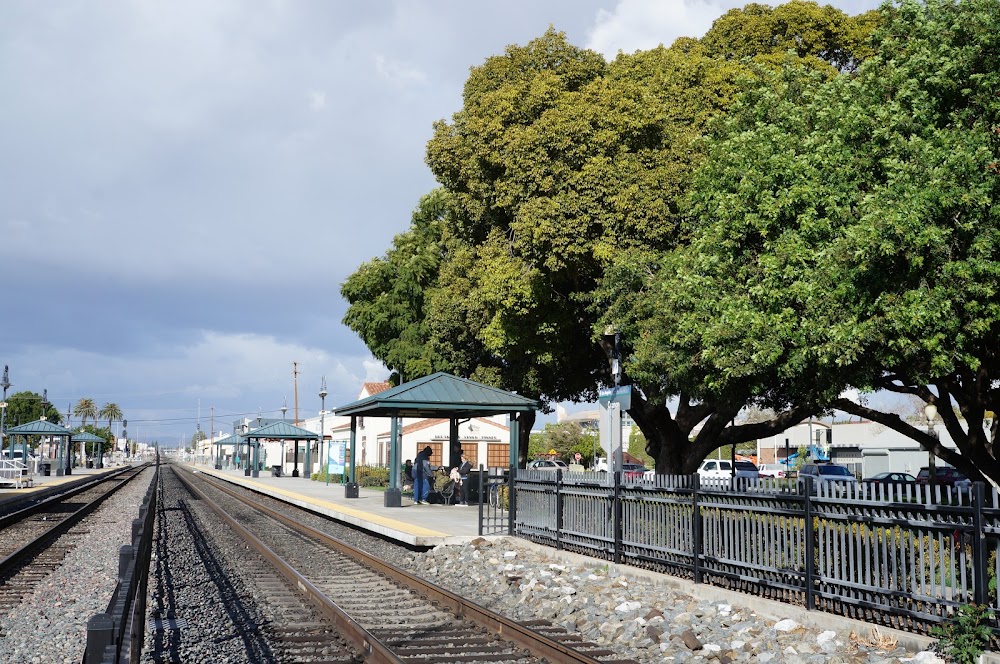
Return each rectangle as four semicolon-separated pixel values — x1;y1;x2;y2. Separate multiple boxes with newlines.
476;465;513;536
85;458;160;663
514;470;998;635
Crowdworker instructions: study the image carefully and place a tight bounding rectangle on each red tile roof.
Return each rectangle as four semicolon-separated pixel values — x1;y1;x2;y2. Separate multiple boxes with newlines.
361;381;392;396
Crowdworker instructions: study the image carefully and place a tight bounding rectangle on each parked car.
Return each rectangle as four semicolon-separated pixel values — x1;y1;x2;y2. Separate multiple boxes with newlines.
863;472;917;486
622;463;648;480
526;459;569;472
915;466;968;487
758;463;788;479
862;472;917;499
697;459;759;480
798;463;857;495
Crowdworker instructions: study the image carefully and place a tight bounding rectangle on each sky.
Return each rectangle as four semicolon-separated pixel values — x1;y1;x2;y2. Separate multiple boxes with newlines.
1;0;882;445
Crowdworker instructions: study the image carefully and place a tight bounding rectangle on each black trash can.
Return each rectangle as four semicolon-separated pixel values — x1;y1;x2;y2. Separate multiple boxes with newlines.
40;463;51;476
466;470;483;503
271;465;282;477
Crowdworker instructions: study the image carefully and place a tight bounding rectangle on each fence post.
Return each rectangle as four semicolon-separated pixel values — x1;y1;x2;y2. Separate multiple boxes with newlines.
692;473;702;584
613;468;622;564
84;614;115;664
972;481;987;605
477;464;484;537
555;468;563;551
507;465;516;536
803;477;815;611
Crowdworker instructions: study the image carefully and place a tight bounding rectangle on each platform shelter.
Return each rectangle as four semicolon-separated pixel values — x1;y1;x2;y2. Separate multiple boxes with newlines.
240;421;319;479
334;372;539;507
5;419;74;475
71;430;107;468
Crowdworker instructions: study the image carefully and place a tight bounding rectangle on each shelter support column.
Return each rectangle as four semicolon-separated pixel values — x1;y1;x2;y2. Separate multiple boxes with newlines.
251;437;259;478
385;414;401;507
345;417;359;498
304;435;312;479
449;418;460;469
56;435;65;476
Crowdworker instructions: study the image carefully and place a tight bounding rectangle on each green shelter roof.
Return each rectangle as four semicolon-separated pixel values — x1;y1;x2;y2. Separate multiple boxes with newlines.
5;420;73;436
334;372;540;419
240;421;318;440
214;433;243;446
71;431;106;443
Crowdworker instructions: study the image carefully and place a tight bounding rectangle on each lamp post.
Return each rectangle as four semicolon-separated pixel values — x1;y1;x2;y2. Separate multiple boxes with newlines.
0;365;10;458
280;398;288;475
924;403;938;489
121;420;127;465
319;378;327;484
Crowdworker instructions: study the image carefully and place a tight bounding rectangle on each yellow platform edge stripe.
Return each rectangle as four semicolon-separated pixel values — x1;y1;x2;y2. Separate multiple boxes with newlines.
195;468;449;538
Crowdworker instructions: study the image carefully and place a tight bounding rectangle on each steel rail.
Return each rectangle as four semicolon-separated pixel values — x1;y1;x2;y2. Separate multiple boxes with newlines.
185;467;613;664
0;466;148;575
0;465;139;530
172;467;404;664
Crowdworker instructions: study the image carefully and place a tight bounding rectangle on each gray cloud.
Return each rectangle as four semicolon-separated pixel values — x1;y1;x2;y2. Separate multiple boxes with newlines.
1;0;878;442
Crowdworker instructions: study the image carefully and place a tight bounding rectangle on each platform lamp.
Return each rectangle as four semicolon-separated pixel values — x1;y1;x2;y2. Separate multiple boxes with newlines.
121;419;127;462
319;378;327;484
924;402;938;488
280;398;288;475
0;365;10;458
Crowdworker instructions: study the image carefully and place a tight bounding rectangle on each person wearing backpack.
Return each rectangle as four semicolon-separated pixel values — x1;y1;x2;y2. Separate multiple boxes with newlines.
413;446;433;504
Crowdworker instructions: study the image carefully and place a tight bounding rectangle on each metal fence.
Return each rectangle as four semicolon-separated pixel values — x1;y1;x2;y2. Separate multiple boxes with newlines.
514;470;998;635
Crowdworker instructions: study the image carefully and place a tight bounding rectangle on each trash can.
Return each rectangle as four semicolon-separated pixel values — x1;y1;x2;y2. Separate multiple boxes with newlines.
40;463;51;476
271;465;282;477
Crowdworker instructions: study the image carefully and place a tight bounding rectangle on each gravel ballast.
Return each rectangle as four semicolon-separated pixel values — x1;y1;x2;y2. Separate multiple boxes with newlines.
0;468;155;664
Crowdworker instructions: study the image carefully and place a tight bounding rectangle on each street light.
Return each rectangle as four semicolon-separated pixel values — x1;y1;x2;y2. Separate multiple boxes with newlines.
0;365;10;457
924;402;938;489
319;378;327;484
121;420;127;463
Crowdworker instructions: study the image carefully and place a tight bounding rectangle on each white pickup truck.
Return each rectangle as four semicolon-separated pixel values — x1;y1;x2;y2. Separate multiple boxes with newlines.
697;459;759;480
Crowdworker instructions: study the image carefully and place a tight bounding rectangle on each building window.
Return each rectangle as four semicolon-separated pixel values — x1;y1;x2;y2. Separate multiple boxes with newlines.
487;443;510;469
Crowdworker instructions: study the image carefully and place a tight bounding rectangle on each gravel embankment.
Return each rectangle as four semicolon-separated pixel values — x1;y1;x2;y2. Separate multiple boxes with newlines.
396;537;947;663
0;468;155;664
214;480;948;664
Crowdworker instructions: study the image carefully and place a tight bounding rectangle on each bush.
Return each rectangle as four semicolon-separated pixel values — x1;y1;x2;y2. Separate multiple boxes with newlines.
932;604;994;664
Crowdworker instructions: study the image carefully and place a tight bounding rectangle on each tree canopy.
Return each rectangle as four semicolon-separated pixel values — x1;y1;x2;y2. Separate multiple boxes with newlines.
670;0;1000;483
340;0;1000;480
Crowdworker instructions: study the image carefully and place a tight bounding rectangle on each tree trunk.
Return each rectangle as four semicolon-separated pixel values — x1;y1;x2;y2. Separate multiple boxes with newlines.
518;410;536;469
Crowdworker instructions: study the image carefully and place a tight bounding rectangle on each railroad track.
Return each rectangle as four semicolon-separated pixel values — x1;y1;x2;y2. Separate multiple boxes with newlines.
0;465;149;623
173;466;638;663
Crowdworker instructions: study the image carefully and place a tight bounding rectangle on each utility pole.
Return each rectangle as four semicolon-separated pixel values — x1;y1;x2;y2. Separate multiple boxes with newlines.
293;361;300;425
210;405;215;467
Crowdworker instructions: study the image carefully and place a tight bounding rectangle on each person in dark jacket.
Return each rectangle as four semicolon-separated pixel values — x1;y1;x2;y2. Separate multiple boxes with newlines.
413;446;432;504
458;454;473;506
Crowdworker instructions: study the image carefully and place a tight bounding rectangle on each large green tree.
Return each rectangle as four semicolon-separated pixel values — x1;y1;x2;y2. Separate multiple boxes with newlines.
417;7;874;471
3;391;62;428
672;0;1000;483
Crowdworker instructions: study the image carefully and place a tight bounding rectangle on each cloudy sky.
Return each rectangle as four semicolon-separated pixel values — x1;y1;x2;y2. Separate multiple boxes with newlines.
1;0;881;444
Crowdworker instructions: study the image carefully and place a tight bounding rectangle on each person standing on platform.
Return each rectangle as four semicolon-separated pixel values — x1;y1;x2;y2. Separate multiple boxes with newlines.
413;446;432;504
458;454;472;505
403;459;414;491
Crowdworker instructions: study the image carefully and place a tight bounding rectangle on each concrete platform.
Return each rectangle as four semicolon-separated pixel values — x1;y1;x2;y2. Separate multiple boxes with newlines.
182;463;487;547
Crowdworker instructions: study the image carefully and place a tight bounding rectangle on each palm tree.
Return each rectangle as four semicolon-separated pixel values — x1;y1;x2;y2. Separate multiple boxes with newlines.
73;398;97;467
98;402;123;468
